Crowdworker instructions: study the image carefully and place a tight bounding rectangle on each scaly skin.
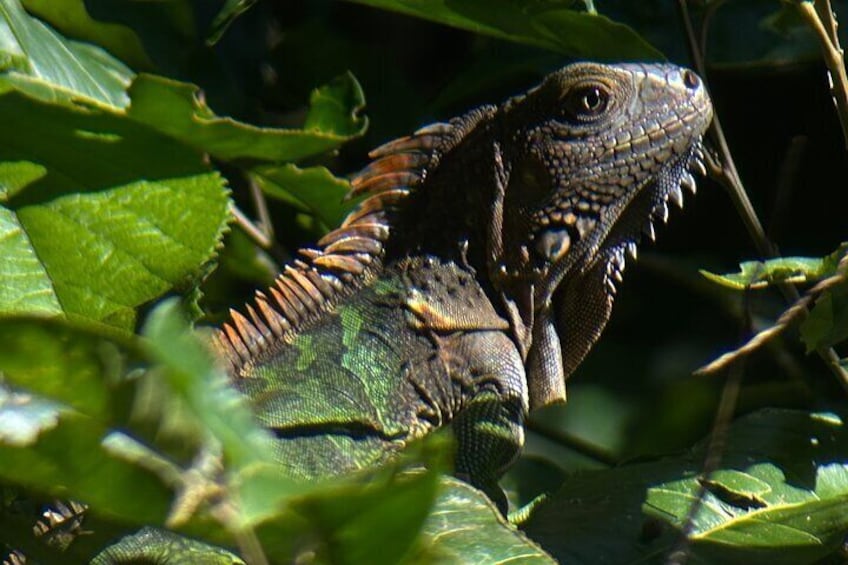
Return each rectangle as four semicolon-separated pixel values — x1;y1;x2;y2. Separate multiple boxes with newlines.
237;257;527;504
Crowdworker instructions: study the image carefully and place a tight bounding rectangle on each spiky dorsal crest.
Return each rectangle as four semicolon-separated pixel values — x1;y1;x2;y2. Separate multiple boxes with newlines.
215;122;461;374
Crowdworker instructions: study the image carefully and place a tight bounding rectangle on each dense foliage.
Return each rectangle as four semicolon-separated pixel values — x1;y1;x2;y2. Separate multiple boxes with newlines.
1;0;846;563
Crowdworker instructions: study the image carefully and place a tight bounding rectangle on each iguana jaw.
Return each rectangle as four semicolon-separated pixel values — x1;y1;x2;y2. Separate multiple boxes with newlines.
523;144;707;409
535;141;707;308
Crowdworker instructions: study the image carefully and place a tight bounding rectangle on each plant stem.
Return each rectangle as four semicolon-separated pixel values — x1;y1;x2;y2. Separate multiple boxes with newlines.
231;203;273;250
797;0;848;150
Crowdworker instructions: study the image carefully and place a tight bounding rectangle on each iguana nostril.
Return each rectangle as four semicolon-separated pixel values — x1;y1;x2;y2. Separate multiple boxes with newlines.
683;69;700;89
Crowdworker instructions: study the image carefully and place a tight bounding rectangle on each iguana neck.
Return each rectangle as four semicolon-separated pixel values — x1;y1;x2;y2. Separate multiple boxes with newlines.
384;102;548;297
386;112;500;272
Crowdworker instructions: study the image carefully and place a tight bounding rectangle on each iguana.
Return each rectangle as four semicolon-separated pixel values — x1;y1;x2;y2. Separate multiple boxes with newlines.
210;63;711;502
5;62;713;563
213;62;713;506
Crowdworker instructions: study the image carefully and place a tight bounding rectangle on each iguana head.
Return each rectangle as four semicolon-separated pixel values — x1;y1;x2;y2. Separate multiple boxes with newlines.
492;63;713;408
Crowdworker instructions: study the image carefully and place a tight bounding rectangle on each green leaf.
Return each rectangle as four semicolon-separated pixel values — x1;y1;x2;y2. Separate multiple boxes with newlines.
20;0;155;70
523;409;848;564
126;72;367;163
0;86;230;331
0;318;173;526
0;310;281;551
0;379;60;446
343;0;661;60
250;164;352;229
207;0;258;46
292;469;438;564
0;159;43;200
0;317;134;419
134;300;309;540
412;477;556;563
646;462;848;563
699;244;848;354
20;0;200;78
0;312;551;562
243;435;450;563
699;469;772;505
800;281;848;352
0;195;60;316
0;411;172;529
303;71;368;140
701;243;848;290
141;299;275;471
248;437;548;565
0;0;134;109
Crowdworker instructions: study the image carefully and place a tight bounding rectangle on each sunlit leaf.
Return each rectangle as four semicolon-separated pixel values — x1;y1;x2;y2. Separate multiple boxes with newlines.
701;243;847;290
0;87;230;330
523;410;848;564
249;164;351;229
413;477;555;563
0;0;133;109
20;0;155;70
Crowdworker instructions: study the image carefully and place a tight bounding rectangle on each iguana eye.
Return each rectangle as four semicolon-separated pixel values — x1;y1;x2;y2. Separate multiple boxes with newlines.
563;84;610;120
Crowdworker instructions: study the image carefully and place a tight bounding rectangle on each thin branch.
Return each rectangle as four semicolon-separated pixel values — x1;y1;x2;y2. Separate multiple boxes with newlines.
526;421;618;467
666;356;746;565
670;3;848;561
249;177;274;243
666;250;757;565
677;0;776;258
797;0;848;150
230;203;273;250
699;0;728;70
767;136;807;242
694;251;848;393
815;0;840;46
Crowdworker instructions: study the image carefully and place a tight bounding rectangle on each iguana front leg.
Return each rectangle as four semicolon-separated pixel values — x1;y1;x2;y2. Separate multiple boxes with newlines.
449;330;527;513
401;258;528;512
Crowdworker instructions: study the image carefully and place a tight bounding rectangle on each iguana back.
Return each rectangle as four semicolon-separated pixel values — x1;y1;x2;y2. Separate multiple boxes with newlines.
215;62;714;507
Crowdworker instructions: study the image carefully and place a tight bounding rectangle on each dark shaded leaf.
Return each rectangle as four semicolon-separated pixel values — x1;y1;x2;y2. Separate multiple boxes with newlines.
207;0;258;46
126;72;367;163
801;282;848;352
343;0;661;60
